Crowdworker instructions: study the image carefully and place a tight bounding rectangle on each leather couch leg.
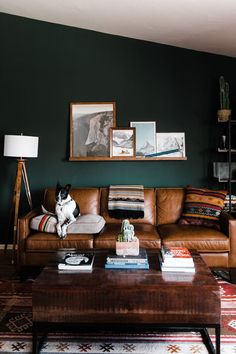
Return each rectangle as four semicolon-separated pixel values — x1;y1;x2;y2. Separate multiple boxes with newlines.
229;268;236;284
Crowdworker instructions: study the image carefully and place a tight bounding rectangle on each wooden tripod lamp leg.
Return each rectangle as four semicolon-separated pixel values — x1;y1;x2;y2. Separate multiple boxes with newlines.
9;160;24;264
4;159;33;264
22;161;33;210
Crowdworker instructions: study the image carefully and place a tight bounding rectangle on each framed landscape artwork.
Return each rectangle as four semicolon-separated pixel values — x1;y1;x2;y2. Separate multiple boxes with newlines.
130;121;156;157
70;102;116;160
110;128;136;158
156;132;186;157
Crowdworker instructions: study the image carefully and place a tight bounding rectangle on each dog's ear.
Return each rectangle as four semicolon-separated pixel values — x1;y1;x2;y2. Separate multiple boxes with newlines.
65;184;71;191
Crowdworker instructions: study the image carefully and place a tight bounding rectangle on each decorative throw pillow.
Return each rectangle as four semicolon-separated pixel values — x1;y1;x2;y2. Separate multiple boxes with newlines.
178;187;228;229
30;214;106;234
68;214;106;234
30;214;57;233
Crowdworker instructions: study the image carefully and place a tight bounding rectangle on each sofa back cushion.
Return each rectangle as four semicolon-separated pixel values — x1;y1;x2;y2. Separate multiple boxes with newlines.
156;188;185;225
100;188;156;225
43;188;100;215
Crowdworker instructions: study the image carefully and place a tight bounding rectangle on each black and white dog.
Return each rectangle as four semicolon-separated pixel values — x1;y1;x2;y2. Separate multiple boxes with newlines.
55;183;80;239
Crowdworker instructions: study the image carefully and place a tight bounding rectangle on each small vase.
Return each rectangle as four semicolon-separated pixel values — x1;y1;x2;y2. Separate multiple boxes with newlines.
217;109;231;122
116;239;139;256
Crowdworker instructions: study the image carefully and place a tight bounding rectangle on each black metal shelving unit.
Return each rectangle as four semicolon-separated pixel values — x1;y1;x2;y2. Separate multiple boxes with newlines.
216;118;236;214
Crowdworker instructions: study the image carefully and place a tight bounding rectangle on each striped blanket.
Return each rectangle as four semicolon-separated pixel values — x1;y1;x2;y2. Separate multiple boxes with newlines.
108;185;144;219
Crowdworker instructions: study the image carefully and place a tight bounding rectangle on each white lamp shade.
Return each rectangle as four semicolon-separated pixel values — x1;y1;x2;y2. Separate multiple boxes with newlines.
4;135;39;158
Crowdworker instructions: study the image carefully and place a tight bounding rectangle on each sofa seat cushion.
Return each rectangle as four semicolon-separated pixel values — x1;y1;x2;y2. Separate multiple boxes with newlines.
26;232;94;251
94;223;161;249
30;214;105;234
158;224;229;252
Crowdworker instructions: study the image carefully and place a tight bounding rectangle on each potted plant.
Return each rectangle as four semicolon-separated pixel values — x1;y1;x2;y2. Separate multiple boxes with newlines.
116;219;139;256
217;76;231;122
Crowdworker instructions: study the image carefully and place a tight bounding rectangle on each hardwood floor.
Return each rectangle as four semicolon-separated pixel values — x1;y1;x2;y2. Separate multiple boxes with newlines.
0;250;17;278
0;250;42;280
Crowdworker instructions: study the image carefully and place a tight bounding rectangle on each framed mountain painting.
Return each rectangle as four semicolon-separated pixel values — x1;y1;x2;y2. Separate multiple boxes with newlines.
70;102;116;160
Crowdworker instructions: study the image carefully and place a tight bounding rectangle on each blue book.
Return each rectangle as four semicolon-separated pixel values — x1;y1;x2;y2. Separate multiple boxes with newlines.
105;263;149;269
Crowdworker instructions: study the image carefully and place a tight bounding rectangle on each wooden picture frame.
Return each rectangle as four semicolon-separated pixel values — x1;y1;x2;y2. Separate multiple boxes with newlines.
130;121;156;157
110;128;136;158
70;102;116;160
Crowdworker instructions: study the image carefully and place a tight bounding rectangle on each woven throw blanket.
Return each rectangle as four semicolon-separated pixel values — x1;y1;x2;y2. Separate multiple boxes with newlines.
108;185;144;219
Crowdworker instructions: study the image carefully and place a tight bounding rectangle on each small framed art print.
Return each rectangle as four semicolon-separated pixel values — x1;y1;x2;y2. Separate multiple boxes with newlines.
110;128;136;158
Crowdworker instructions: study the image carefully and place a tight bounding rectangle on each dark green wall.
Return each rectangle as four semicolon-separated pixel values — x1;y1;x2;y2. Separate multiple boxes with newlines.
1;13;236;242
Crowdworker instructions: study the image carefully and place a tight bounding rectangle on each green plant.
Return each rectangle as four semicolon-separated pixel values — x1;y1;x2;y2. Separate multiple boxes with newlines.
117;219;135;242
219;76;230;109
117;233;125;242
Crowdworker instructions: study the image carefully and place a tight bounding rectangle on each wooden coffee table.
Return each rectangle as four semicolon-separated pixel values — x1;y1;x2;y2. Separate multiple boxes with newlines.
32;249;221;354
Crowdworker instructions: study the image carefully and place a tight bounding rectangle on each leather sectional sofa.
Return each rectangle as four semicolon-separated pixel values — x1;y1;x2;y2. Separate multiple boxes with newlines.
18;187;236;281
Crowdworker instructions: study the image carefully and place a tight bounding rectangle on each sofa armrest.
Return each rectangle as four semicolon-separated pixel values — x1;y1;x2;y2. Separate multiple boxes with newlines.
17;209;40;241
220;211;234;235
220;211;236;267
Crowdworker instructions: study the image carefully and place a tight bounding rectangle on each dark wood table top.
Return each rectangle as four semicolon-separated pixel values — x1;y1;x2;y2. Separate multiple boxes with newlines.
32;249;220;326
32;249;221;354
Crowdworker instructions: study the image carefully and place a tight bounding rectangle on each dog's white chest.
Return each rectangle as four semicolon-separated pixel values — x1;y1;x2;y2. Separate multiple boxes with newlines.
56;199;76;219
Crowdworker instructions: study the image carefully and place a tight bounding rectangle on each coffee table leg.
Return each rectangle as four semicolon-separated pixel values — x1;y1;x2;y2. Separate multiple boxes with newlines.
200;328;220;354
215;324;221;354
32;323;38;354
32;322;48;354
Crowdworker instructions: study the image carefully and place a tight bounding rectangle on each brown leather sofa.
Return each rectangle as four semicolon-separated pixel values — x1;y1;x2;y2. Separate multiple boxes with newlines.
18;187;236;280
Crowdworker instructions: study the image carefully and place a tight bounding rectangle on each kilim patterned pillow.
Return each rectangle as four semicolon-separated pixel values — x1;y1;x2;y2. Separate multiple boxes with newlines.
178;187;228;229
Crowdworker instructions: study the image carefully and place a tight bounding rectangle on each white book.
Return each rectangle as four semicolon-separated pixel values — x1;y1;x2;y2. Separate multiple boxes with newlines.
58;253;94;271
160;264;195;273
160;246;194;267
158;251;194;268
162;258;194;267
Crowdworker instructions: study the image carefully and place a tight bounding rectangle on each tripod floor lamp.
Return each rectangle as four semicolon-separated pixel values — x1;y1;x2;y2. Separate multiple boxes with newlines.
4;134;39;263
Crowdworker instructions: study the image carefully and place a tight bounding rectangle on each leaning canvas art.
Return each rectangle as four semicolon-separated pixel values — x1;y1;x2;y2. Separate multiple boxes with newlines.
70;102;116;159
156;132;186;157
130;121;156;157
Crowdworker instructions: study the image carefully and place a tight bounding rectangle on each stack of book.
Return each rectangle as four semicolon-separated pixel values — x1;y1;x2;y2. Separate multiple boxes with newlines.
159;246;195;273
105;248;149;269
58;252;95;271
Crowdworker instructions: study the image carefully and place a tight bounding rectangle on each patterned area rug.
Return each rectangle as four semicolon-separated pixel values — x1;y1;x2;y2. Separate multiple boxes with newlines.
0;276;236;353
